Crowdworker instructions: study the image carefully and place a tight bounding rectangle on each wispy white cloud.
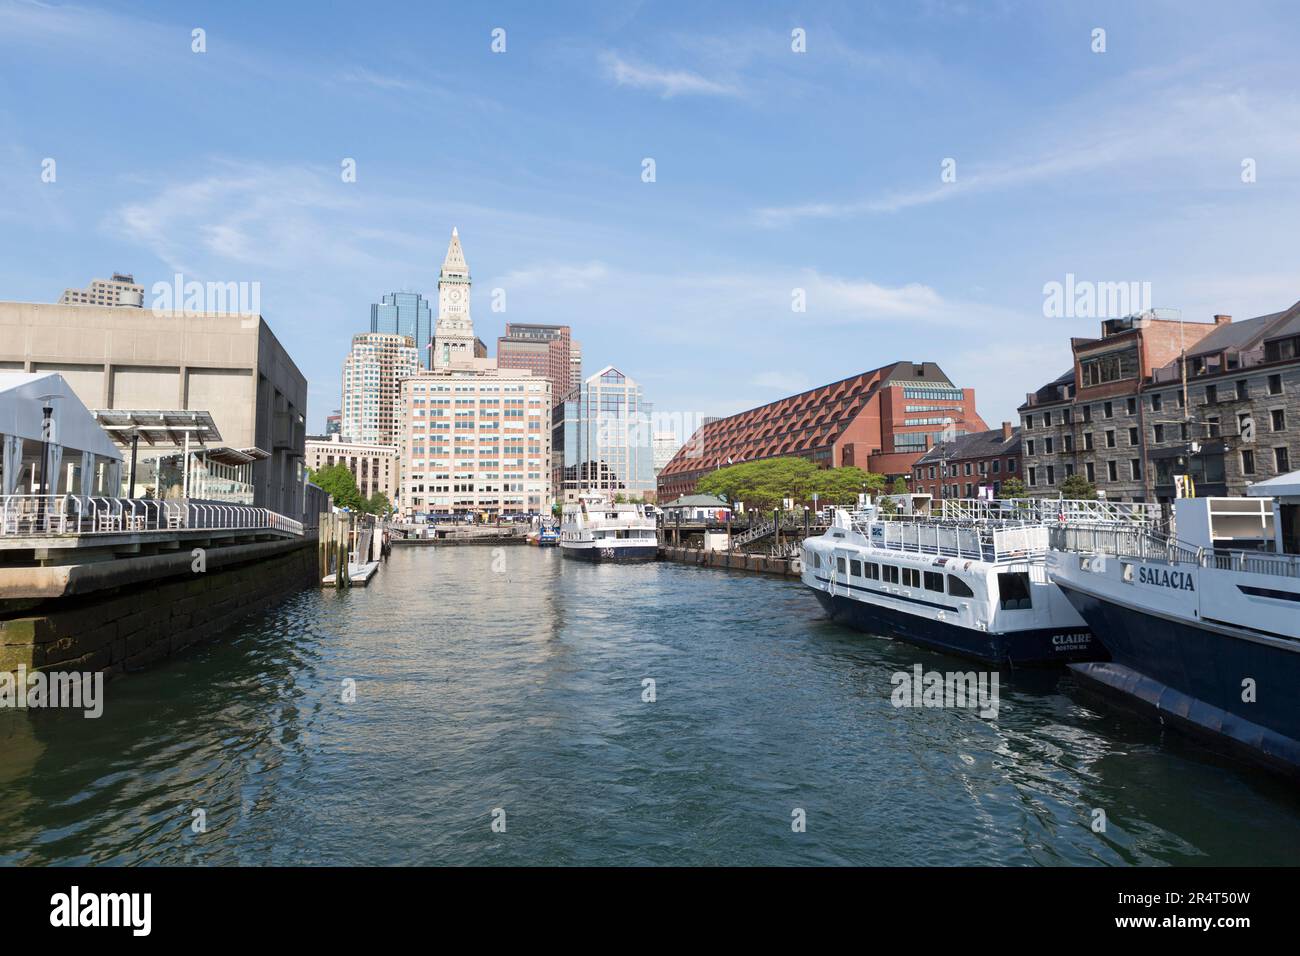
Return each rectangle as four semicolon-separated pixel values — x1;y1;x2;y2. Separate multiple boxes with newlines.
600;51;740;98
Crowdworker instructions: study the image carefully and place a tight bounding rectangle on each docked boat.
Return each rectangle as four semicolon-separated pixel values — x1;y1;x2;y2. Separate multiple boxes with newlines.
559;495;658;563
527;518;559;546
1048;488;1300;776
801;498;1160;667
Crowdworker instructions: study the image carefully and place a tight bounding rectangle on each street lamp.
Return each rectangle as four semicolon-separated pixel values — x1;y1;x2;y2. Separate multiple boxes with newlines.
36;393;59;528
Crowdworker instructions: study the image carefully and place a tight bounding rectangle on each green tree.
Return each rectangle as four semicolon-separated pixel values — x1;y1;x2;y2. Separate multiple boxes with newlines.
890;476;909;495
308;463;363;511
812;466;885;505
1059;474;1098;500
364;491;392;516
999;477;1028;498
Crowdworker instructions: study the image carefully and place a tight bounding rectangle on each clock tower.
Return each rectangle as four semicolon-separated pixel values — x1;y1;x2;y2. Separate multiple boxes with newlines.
432;226;477;367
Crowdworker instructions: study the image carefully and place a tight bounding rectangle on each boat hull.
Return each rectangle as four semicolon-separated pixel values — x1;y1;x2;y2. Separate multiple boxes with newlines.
561;543;657;564
809;586;1099;667
1057;582;1300;777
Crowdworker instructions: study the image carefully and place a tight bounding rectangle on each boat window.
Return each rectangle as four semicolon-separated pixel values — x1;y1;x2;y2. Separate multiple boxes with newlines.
864;562;880;580
902;568;920;588
924;571;944;592
812;553;821;568
836;557;847;574
850;559;862;577
947;575;975;598
997;572;1032;610
883;565;899;584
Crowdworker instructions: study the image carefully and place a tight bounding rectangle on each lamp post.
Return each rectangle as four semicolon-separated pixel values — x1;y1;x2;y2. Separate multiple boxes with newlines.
36;394;59;529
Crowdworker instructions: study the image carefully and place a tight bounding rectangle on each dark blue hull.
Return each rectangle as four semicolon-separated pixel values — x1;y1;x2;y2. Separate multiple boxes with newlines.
561;543;657;564
809;586;1100;667
1057;582;1300;778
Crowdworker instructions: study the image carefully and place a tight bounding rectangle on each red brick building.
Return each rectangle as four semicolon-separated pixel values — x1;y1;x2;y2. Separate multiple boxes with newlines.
657;361;986;502
911;423;1021;500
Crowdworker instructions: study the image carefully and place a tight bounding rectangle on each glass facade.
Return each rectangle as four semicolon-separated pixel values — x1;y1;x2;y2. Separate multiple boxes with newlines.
552;367;655;501
371;292;433;368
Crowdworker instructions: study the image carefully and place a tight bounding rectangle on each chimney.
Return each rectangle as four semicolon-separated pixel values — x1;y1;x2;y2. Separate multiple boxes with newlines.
1214;314;1232;325
1002;421;1013;441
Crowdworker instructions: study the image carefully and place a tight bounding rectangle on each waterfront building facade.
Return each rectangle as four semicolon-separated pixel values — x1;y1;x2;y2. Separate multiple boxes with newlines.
341;332;420;446
552;366;655;503
370;292;433;368
1019;304;1300;501
59;272;144;308
911;423;1021;500
306;434;399;503
657;362;986;503
0;301;308;517
496;323;580;404
398;228;551;518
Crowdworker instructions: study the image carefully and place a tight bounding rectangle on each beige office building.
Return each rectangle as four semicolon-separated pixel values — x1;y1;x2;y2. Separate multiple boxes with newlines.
59;273;145;308
0;301;308;517
341;332;420;446
399;228;551;517
306;435;399;503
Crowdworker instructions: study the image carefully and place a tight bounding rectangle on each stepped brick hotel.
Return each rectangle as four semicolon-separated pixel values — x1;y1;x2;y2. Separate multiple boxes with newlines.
656;361;986;503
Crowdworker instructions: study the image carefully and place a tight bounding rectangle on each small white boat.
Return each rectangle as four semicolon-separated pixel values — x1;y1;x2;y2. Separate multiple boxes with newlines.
559;495;657;563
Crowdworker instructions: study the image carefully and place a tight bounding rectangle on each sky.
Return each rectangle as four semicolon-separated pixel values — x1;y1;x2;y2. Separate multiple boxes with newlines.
2;0;1299;436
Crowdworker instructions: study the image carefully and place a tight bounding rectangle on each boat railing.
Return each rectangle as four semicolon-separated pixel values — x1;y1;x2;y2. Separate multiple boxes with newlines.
940;497;1164;527
1049;525;1300;579
855;517;1049;562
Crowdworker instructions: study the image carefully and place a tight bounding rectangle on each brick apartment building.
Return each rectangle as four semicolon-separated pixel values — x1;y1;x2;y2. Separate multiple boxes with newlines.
911;423;1021;500
1019;303;1300;501
656;362;986;502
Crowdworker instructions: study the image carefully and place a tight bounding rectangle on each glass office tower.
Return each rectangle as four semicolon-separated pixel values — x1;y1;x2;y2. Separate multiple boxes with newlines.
371;292;434;369
552;366;655;502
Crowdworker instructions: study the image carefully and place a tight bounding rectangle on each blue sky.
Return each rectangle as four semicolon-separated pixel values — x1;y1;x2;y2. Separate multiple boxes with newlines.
3;0;1299;434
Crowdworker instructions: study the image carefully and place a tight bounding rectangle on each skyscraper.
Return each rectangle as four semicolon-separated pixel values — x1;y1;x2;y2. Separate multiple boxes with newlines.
496;323;577;404
552;366;655;502
60;273;144;308
341;332;420;445
370;292;433;368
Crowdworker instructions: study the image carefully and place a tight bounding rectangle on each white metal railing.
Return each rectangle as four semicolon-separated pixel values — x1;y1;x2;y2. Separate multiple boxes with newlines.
940;497;1164;527
859;518;1049;562
0;495;303;539
1049;524;1300;579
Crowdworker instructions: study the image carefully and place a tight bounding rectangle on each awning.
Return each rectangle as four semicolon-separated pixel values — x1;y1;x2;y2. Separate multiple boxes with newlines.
92;410;223;447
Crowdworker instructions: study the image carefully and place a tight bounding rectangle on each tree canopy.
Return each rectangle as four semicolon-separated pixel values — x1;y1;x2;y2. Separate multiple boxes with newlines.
999;477;1028;498
695;457;885;510
308;464;391;515
1059;474;1098;500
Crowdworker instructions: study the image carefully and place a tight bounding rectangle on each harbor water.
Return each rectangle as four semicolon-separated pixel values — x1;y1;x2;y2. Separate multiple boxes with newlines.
1;545;1297;866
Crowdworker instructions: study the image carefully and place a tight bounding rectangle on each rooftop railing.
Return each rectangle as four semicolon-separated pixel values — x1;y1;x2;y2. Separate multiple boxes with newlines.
0;495;303;539
939;497;1164;527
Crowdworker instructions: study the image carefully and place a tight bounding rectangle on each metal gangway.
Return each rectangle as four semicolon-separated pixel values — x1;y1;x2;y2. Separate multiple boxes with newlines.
939;497;1165;528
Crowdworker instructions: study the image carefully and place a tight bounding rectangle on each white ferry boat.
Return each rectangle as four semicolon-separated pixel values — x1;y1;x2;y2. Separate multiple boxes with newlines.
801;498;1161;667
559;495;658;563
1047;486;1300;776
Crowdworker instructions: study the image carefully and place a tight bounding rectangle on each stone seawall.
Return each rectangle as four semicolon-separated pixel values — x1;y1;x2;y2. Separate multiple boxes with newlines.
657;546;801;578
0;539;317;679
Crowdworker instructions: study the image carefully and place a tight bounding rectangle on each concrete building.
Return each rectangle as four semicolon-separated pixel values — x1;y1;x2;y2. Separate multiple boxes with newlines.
398;229;551;518
1019;304;1300;501
305;434;398;503
340;332;419;446
0;301;308;517
59;273;144;308
569;342;583;391
496;323;580;404
370;291;434;369
553;366;655;503
912;423;1021;500
657;362;987;503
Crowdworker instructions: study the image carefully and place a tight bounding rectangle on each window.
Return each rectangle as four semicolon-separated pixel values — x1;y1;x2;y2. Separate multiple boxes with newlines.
1151;393;1163;412
964;462;972;476
1083;405;1093;423
812;553;821;568
1277;447;1291;472
1177;391;1186;409
1128;427;1139;445
1064;463;1075;477
1206;417;1220;438
1085;462;1095;482
1126;397;1137;415
1046;465;1056;485
1131;458;1142;480
1271;408;1286;431
924;571;944;592
1242;449;1256;475
1154;424;1165;443
1064;434;1074;452
997;572;1032;610
1080;347;1139;387
883;565;900;584
1045;437;1055;454
1104;401;1114;418
1237;379;1249;400
1028;466;1038;486
902;568;921;588
850;559;862;577
1026;439;1036;456
947;575;974;598
1024;414;1034;429
1268;374;1282;396
1204;385;1217;405
837;557;847;574
1006;458;1016;472
1084;432;1094;451
992;459;1001;473
1043;411;1053;427
1106;430;1116;448
1108;460;1118;481
864;562;880;580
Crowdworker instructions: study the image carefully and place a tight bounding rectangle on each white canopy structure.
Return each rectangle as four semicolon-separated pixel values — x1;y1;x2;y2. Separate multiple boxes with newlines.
0;372;123;497
1247;470;1300;502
